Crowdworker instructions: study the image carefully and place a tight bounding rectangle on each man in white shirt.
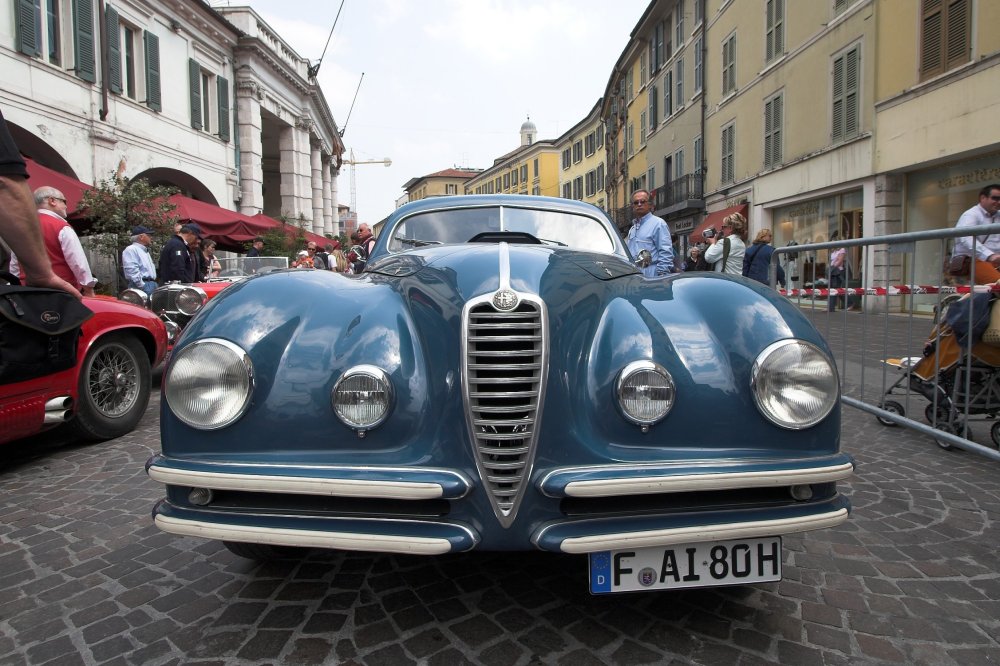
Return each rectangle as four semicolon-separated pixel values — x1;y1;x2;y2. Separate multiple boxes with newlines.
10;186;98;296
122;225;158;295
952;183;1000;284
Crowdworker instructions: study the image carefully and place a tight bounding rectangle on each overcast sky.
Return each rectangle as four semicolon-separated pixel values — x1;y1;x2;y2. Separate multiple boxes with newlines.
210;0;648;225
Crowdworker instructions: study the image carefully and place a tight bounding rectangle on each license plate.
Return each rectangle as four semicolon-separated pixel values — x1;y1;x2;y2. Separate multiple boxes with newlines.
588;536;781;594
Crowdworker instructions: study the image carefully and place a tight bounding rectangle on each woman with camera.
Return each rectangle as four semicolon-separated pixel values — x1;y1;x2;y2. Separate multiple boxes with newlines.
703;212;747;275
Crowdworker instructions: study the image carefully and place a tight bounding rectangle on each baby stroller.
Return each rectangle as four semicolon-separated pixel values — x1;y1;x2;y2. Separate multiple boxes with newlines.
878;292;1000;449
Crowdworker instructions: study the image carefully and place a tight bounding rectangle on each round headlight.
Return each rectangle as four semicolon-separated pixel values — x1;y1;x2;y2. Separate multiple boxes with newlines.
332;365;393;430
118;288;148;308
165;338;253;429
176;286;207;316
616;360;675;427
163;320;181;344
751;339;838;429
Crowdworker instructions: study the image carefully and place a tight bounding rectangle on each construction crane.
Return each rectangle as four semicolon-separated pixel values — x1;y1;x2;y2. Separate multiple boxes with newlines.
342;148;391;218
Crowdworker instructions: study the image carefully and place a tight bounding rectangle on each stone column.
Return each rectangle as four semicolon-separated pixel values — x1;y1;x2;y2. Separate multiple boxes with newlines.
280;119;312;222
872;173;904;315
331;165;341;236
236;81;264;215
311;139;324;236
322;157;334;236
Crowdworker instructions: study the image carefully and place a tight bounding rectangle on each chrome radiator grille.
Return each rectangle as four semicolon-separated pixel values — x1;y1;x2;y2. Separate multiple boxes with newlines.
464;299;545;526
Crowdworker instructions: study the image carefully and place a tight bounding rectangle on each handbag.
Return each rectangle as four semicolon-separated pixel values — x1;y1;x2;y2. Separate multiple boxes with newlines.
947;255;972;277
984;300;1000;346
0;271;93;384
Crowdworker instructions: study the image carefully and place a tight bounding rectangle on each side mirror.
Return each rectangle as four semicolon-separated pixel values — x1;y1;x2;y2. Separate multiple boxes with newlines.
635;249;652;269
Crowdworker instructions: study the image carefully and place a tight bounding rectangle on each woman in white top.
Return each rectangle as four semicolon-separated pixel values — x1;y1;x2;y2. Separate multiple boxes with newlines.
703;212;747;275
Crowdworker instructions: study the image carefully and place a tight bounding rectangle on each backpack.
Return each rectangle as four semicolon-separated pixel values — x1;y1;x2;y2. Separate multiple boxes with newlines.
0;271;93;384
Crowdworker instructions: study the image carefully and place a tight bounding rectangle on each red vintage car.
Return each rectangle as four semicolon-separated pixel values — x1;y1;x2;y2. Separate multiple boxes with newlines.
0;295;168;445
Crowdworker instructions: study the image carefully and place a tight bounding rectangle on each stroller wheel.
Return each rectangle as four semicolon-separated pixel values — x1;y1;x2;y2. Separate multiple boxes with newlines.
925;404;950;426
934;419;970;451
991;422;1000;450
876;401;904;427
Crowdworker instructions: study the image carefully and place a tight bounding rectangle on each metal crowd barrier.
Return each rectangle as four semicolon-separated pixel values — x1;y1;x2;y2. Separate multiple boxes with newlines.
769;223;1000;462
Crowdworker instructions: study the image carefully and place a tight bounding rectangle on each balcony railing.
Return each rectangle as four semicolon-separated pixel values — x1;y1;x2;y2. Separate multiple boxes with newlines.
654;173;704;209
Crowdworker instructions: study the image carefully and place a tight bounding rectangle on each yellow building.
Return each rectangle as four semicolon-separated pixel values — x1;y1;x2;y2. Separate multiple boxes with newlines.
554;100;607;210
403;168;483;202
872;0;1000;310
694;0;877;290
464;118;561;199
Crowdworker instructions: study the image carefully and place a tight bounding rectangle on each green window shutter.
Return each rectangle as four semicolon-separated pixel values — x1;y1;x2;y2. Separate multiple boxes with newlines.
106;5;121;94
144;31;160;111
73;0;96;83
217;76;230;142
15;0;38;56
189;58;202;130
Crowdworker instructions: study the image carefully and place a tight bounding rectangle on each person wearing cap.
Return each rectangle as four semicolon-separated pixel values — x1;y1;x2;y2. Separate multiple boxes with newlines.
246;237;264;257
158;223;201;283
122;225;158;295
9;186;99;296
291;249;314;269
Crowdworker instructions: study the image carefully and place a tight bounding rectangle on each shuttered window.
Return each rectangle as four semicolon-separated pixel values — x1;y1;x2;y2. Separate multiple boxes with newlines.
217;76;230;142
832;45;860;142
764;93;783;169
189;59;203;130
144;31;161;111
73;0;95;82
721;123;735;184
649;84;658;131
765;0;784;62
15;0;38;56
722;33;736;95
920;0;970;81
106;5;122;94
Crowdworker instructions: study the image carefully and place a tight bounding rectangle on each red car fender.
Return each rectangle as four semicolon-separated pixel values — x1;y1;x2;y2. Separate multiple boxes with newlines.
0;295;167;445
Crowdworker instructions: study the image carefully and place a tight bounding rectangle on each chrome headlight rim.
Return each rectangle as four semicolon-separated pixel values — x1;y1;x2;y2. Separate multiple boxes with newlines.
331;364;394;431
615;360;676;427
163;320;181;344
164;338;254;430
751;339;839;430
175;285;208;316
118;288;149;308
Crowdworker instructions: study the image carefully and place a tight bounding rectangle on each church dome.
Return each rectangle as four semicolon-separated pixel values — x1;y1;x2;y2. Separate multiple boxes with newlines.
520;117;537;132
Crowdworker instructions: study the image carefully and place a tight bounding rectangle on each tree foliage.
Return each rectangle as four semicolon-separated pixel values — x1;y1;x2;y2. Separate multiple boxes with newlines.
79;172;180;265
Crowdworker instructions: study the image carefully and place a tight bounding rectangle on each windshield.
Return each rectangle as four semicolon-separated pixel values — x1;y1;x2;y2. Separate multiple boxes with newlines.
387;206;617;254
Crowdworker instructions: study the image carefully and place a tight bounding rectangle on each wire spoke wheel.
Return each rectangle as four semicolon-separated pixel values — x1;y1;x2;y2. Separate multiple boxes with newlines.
87;342;141;417
70;334;151;441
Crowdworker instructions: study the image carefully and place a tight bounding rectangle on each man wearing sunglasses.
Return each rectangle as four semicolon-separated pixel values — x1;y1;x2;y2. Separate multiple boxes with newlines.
953;183;1000;284
625;189;673;278
8;186;97;296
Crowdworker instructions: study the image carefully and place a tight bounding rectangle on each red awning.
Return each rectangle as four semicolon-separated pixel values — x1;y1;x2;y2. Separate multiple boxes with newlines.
23;157;92;213
249;213;332;249
689;204;749;243
169;195;280;252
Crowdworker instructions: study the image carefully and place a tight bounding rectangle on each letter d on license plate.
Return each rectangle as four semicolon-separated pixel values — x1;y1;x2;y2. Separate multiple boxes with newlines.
588;537;781;594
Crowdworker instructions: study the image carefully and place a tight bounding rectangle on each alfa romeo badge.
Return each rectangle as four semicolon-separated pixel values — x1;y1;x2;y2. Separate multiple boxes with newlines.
492;289;518;311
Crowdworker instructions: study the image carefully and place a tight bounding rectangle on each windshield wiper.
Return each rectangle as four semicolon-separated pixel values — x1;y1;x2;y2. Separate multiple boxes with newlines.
536;237;567;246
397;237;442;247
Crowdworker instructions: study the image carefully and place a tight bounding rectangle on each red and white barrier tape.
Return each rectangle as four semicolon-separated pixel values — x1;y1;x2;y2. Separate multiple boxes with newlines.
779;284;1000;297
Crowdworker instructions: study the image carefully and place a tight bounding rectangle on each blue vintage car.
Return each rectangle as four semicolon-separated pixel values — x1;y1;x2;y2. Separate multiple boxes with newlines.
148;195;853;594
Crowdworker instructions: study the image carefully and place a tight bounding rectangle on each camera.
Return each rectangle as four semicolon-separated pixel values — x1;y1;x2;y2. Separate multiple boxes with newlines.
702;227;717;239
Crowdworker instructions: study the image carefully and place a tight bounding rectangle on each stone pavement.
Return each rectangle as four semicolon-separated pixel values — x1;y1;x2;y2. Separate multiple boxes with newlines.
2;310;1000;665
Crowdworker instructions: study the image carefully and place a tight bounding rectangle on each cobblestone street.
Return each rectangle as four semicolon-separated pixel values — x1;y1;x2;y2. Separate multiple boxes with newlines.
2;311;1000;664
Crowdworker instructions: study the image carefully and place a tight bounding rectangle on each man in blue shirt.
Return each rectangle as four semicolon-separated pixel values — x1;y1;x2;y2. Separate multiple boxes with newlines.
122;225;158;295
625;189;673;277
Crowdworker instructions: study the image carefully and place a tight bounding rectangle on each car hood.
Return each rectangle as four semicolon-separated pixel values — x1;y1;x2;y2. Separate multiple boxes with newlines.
366;244;639;287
